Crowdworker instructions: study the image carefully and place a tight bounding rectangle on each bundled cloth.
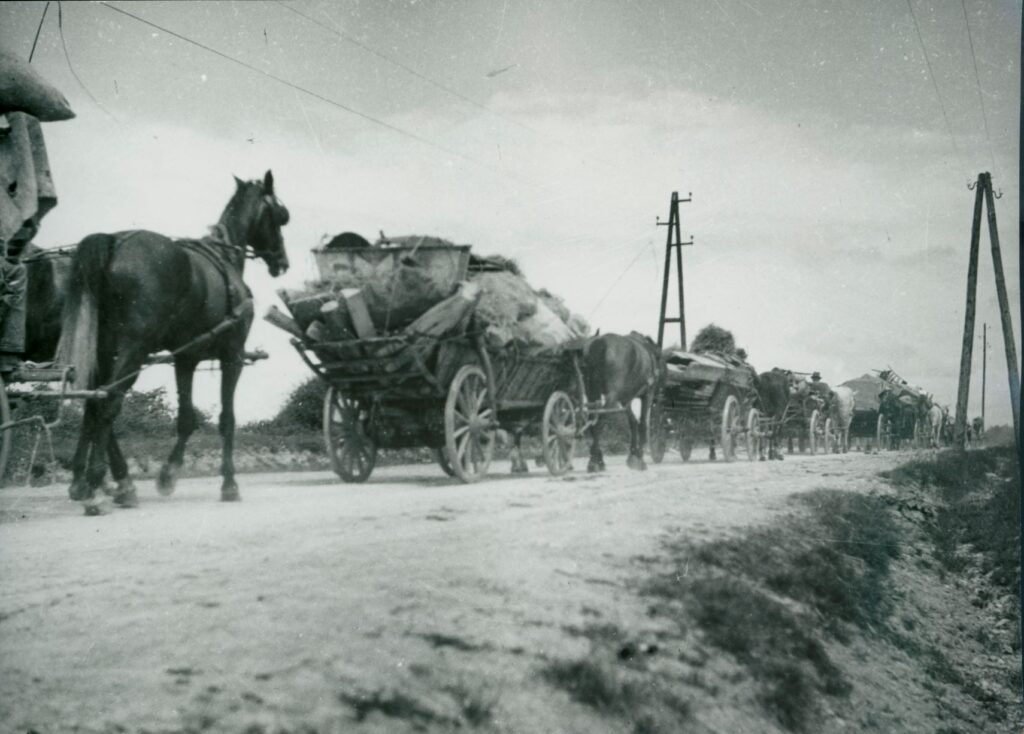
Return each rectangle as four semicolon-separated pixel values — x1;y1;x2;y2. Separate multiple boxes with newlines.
270;233;590;353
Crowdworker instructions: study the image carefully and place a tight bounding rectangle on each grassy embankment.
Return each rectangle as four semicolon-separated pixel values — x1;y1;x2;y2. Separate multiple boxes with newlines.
535;446;1021;733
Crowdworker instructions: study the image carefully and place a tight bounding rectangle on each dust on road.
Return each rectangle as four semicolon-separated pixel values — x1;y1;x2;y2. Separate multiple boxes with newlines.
0;451;906;733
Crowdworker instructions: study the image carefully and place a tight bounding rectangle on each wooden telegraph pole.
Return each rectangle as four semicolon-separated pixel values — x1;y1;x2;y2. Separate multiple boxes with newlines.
655;191;693;349
953;172;1020;452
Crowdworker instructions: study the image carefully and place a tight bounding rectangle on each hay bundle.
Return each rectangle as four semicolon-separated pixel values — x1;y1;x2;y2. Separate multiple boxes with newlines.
690;323;743;358
470;271;538;326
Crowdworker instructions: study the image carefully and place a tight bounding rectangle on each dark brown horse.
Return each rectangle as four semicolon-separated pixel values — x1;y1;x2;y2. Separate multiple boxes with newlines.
754;368;791;460
583;332;662;471
57;171;289;515
22;243;74;362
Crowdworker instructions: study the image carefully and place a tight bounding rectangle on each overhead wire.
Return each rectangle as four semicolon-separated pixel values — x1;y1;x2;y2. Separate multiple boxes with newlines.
904;0;969;179
28;1;50;63
960;0;997;178
271;0;655;178
97;1;530;183
58;1;118;120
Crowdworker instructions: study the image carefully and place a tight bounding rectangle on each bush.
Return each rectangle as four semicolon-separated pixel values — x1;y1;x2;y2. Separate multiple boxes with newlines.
266;378;328;431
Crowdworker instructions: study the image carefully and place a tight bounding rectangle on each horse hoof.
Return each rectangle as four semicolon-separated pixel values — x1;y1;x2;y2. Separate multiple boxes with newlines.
221;484;240;502
511;464;529;475
83;496;110;516
68;481;88;502
113;490;139;508
626;456;647;471
156;465;179;496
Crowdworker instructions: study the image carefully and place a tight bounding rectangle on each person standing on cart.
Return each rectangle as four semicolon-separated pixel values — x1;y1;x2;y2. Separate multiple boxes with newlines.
0;48;74;374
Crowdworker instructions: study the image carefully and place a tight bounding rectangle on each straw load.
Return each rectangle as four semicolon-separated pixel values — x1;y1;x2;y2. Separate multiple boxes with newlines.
268;233;590;357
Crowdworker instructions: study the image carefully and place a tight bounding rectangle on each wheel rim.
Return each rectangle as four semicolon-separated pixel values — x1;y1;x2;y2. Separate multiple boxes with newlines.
444;366;495;482
647;401;666;463
745;408;761;461
323;387;375;482
542;391;576;476
0;377;11;485
824;417;834;453
434;447;455;477
721;395;740;462
808;409;819;454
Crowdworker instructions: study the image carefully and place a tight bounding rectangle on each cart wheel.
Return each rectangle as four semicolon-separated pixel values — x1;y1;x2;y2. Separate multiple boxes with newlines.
823;417;835;453
647;399;666;464
444;365;495;483
542;391;576;476
808;409;820;454
323;387;376;483
433;448;456;477
679;434;694;462
720;395;741;462
0;377;11;485
745;407;761;461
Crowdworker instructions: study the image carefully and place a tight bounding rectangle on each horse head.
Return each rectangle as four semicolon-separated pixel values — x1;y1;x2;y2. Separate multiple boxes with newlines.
227;170;290;276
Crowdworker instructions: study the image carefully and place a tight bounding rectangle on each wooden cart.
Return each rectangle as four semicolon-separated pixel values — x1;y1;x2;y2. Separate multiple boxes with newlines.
294;330;589;483
648;350;761;462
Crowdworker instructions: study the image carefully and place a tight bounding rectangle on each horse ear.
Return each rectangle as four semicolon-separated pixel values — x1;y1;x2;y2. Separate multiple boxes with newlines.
233;175;244;189
264;169;275;194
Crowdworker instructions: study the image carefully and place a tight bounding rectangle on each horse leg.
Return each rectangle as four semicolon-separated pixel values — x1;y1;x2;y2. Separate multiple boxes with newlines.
625;408;646;471
107;436;138;508
68;400;97;501
158;357;200;495
83;346;147;515
218;356;243;502
709;433;717;461
587;417;606;473
510;430;529;474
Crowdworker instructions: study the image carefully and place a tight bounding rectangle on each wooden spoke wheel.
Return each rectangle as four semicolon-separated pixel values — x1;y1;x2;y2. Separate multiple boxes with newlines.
0;377;11;484
808;409;821;454
745;407;761;461
647;399;666;464
823;416;836;454
433;447;456;477
720;395;742;462
444;365;495;483
323;387;376;483
542;391;577;477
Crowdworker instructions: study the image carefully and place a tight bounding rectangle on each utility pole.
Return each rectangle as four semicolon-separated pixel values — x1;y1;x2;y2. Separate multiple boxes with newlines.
655;191;693;349
953;172;1020;452
982;323;986;429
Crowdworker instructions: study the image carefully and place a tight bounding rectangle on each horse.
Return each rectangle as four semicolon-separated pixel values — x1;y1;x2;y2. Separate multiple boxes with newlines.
927;403;944;448
830;385;855;453
56;171;289;515
754;368;792;460
582;332;662;472
22;243;73;362
970;416;985;447
878;389;915;449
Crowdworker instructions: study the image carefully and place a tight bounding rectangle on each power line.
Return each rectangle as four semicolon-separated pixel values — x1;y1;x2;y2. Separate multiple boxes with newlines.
271;0;637;178
904;0;968;178
97;1;514;178
28;1;50;63
58;1;117;120
960;0;997;178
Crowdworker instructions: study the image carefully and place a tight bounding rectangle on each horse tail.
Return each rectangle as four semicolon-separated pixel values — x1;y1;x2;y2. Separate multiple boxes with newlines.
56;234;116;389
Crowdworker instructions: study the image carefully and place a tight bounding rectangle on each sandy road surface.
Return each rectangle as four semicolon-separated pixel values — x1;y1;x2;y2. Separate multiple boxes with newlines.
1;451;908;733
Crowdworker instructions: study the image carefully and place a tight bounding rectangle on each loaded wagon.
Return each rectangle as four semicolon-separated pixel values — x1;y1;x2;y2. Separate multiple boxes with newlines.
839;373;888;450
752;369;837;455
875;368;929;449
648;350;760;462
284;241;591;483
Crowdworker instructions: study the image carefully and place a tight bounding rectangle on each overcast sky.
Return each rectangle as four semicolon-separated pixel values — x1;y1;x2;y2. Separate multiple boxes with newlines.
1;0;1019;425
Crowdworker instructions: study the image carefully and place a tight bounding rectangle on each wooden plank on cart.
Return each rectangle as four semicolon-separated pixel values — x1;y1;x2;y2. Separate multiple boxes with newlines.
340;288;377;339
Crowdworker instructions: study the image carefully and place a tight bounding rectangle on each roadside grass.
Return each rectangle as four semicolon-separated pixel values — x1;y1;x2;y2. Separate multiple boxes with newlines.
882;446;1019;595
539;655;692;734
638;489;901;731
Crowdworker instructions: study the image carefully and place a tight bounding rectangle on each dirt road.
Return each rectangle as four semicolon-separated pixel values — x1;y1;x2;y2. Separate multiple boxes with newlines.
0;451;907;733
